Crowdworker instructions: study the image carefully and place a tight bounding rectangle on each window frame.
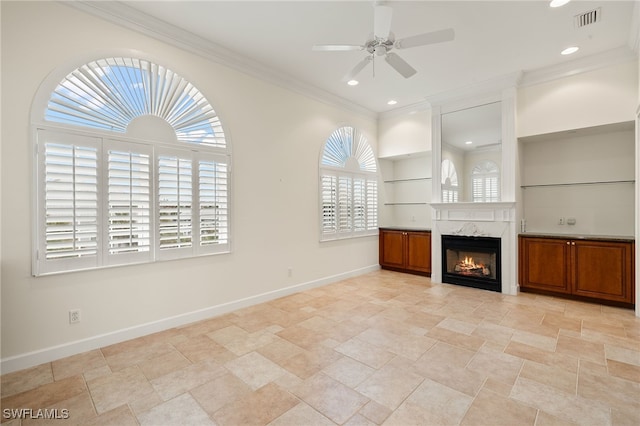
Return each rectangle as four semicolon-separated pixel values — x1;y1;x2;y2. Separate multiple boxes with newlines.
34;125;231;276
471;160;500;202
319;126;378;242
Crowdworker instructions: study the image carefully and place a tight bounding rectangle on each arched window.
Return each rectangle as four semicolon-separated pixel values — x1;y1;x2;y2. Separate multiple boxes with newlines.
34;57;230;275
319;126;378;240
441;159;459;202
472;160;500;202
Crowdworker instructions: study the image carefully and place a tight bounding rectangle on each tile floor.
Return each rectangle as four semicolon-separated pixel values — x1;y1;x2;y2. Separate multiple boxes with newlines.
1;270;640;425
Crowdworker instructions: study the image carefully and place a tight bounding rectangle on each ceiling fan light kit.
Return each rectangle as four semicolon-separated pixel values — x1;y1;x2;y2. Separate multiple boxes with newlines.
312;2;454;81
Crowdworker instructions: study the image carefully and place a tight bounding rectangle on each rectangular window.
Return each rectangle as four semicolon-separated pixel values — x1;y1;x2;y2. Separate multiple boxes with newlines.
35;129;230;276
320;172;377;241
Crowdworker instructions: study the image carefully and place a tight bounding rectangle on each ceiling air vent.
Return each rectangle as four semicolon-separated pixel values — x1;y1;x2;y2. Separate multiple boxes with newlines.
574;8;601;28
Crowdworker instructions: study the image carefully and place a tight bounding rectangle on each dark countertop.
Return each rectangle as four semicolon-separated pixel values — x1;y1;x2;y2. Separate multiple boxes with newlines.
519;232;634;242
379;226;431;232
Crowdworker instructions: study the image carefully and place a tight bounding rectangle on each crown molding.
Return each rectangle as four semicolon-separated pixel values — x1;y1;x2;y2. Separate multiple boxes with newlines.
377;100;432;120
62;1;377;120
519;46;637;88
424;71;522;108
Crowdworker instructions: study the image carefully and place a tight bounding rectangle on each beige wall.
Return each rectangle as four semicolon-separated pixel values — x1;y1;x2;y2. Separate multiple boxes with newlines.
1;2;378;369
378;109;431;158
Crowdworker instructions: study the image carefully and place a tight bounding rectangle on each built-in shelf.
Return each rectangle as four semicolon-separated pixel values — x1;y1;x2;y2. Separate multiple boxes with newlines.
384;177;432;183
521;180;635;188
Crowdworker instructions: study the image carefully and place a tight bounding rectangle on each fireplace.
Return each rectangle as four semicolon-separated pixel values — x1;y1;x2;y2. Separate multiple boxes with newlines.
442;235;501;292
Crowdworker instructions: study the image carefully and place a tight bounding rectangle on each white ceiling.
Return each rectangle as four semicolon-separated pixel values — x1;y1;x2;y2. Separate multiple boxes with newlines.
112;1;638;114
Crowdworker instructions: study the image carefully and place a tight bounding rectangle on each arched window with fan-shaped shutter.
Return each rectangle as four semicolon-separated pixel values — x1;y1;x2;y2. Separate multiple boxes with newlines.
319;126;378;240
33;56;230;275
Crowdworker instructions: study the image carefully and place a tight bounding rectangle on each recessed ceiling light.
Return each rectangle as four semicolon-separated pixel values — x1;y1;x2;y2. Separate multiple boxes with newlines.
561;46;579;55
347;79;359;86
387;100;397;105
465;141;473;145
550;0;570;7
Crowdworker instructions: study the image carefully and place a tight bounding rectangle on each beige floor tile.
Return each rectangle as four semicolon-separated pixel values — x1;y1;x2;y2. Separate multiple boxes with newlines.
471;321;515;346
511;329;558;352
21;391;96;426
323;356;375;388
268;401;334;426
174;334;237;364
358;400;392;424
556;334;606;365
519;360;578;395
294;373;369;424
426;326;486;352
542;312;582;333
534;410;579;426
355;363;424;410
128;391;164;416
2;375;86;414
137;393;214;425
466;346;523;386
83;404;138;426
505;341;579;373
51;350;107;381
511;377;611;425
256;337;305;365
276;324;331;350
138;348;191;380
605;344;640;367
608;359;640;382
150;359;226;401
212;382;299;426
87;366;154;414
82;365;112;383
223;329;280;356
334;337;396;369
177;315;234;338
436;317;478;335
278;346;341;379
190;372;252;416
383;378;473;426
344;413;377;426
207;325;250;345
582;319;628;338
102;341;175;372
461;388;537;426
224;351;288;390
481;377;513;397
0;363;53;398
578;369;640;412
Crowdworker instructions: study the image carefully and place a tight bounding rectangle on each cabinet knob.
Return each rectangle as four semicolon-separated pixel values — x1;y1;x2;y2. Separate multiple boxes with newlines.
572;242;576;246
566;241;570;245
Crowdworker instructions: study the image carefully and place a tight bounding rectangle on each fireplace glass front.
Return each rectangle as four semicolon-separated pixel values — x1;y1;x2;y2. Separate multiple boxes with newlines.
442;235;501;292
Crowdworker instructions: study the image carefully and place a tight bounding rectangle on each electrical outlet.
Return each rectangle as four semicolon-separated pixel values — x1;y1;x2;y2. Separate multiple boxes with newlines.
287;267;293;277
558;217;565;225
69;309;81;324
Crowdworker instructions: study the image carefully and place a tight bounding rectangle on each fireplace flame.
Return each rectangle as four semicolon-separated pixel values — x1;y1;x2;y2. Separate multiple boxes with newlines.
454;256;491;276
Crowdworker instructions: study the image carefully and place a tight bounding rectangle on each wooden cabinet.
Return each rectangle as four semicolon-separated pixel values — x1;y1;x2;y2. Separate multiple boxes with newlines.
379;228;431;276
519;235;634;306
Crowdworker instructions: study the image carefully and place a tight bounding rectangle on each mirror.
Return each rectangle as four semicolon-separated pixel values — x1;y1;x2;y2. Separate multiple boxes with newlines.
440;101;502;202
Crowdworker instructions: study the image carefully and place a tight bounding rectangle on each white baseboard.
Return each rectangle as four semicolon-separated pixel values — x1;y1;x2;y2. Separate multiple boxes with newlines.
1;265;380;374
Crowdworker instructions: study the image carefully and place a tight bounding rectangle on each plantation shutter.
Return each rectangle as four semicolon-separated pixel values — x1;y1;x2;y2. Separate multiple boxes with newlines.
37;130;100;274
105;141;152;265
157;149;193;259
321;174;337;234
353;177;366;231
197;153;229;253
337;176;352;233
366;179;378;230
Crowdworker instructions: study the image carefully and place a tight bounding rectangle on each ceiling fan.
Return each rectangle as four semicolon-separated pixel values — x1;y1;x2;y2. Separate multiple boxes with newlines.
312;2;455;80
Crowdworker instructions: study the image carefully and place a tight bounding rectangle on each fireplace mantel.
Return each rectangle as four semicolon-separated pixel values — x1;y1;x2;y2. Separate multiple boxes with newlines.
431;202;518;295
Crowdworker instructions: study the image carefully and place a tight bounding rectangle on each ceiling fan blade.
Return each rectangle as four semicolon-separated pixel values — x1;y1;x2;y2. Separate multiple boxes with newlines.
385;53;417;78
342;56;373;81
395;28;455;50
312;44;364;52
374;4;393;39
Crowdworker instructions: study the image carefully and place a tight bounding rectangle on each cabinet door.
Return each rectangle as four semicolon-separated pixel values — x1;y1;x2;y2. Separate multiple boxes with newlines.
572;240;634;304
379;230;405;269
406;231;431;273
520;237;571;293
